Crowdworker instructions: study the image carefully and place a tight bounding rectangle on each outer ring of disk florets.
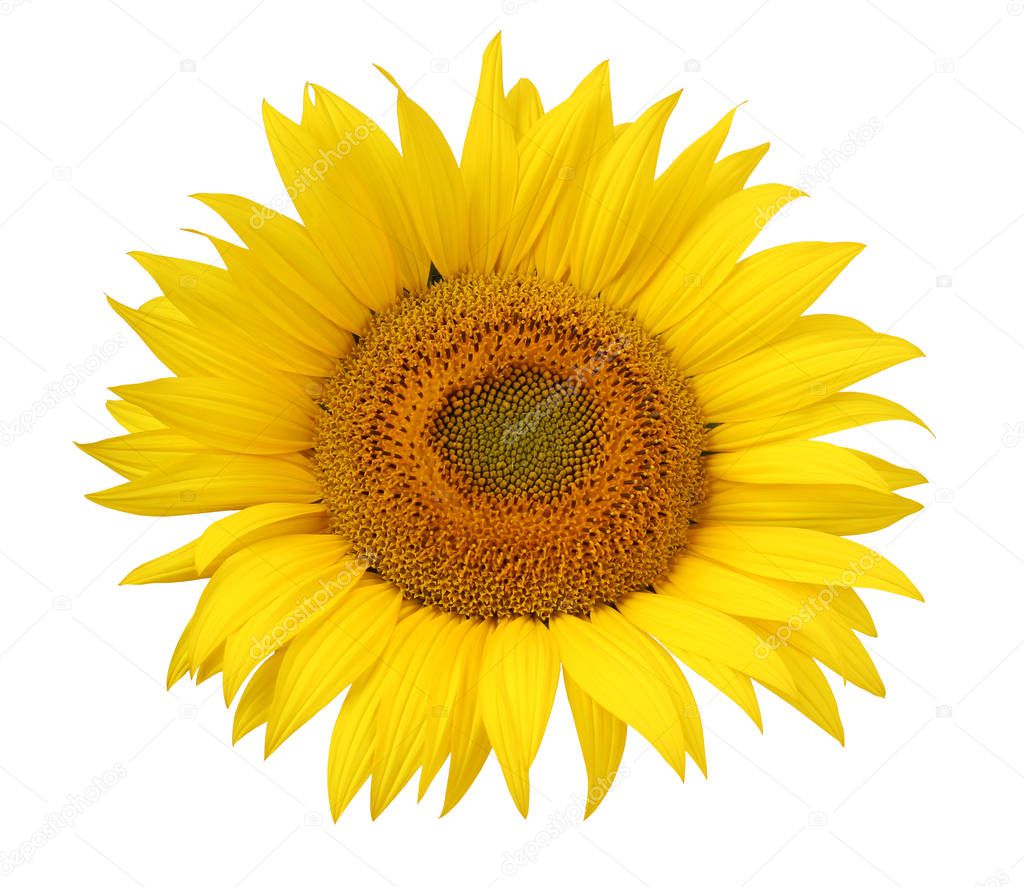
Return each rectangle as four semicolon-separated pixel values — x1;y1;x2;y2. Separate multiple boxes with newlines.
313;273;707;619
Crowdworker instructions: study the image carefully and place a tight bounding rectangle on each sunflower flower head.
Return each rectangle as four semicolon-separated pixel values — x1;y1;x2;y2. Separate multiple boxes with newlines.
83;33;926;821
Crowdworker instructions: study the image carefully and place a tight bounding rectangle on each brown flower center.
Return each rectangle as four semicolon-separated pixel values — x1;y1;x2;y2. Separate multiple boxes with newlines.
313;273;706;619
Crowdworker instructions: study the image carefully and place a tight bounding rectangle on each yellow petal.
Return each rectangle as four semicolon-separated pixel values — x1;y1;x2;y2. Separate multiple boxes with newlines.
199;233;353;365
265;579;402;755
568;91;680;293
263;100;397;312
376;66;469;276
758;613;884;697
461;33;517;273
478;616;559;816
550;607;690;782
304;86;430;292
121;539;199;585
694;142;770;214
187;534;350;670
705;391;929;451
369;609;458;818
193;192;371;333
663;242;864;373
232;651;284;744
563;673;626;818
705;441;889;490
604;107;736;308
418;618;486;801
111;377;314;456
86;454;317;516
845;449;928;490
441;619;495;816
327;666;387;820
617;592;795;695
129;251;329;378
78;430;210;481
220;553;367;703
692;324;923;423
108;297;271;383
687;525;923;599
167;621;193;688
506;78;543;142
632;184;804;334
106;399;163;433
590;605;705;777
195;503;328;575
675;652;762;730
758;640;844;743
699;481;923;534
500;62;612;273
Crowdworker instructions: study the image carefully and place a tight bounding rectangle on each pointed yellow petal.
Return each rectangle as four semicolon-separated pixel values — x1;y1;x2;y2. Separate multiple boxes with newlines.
687;525;923;600
187;535;350;670
376;67;469;276
694;142;770;214
129;251;329;378
692;325;923;423
461;33;517;273
764;642;845;743
167;621;193;689
232;651;284;744
327;666;387;820
221;553;367;704
699;481;923;534
705;392;929;451
605;108;737;308
550;607;690;782
418;618;484;801
616;592;795;695
478;616;559;817
108;297;271;383
364;608;456;818
506;78;543;142
263;100;397;311
78;430;210;481
676;652;762;730
199;233;353;364
664;242;864;373
568;91;680;293
86;454;317;516
106;399;163;433
705;441;890;491
121;539;199;585
265;580;402;755
304;85;430;292
193;192;371;333
563;673;626;818
195;503;328;575
441;619;495;816
632;184;804;334
845;449;928;490
500;62;612;273
111;377;314;456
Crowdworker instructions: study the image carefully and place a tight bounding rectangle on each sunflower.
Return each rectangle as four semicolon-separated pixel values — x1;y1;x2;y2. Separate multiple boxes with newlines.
82;33;926;820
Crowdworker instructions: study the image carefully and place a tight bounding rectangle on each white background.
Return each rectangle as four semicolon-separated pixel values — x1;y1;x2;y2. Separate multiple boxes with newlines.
1;0;1021;884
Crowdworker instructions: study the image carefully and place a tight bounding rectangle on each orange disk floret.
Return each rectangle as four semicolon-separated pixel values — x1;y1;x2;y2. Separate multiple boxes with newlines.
314;273;707;619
